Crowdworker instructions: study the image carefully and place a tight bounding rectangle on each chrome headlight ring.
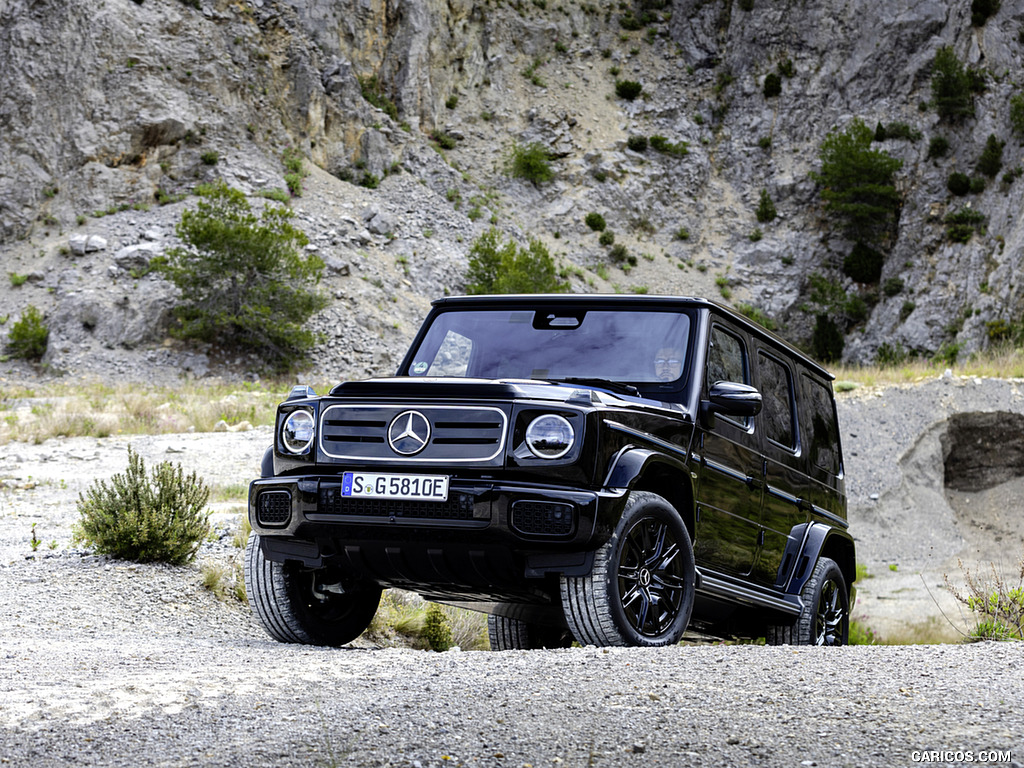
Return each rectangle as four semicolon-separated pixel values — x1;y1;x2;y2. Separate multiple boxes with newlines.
525;414;575;460
281;409;315;454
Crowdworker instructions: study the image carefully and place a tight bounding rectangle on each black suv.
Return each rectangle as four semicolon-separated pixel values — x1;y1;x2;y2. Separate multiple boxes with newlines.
246;295;855;648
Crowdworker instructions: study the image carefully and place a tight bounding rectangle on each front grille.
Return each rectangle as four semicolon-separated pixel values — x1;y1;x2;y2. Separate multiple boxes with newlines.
257;490;291;527
319;404;508;463
319;486;477;521
510;501;575;537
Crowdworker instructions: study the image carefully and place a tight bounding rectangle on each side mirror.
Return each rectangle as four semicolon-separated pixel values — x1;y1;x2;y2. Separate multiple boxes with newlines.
700;381;762;425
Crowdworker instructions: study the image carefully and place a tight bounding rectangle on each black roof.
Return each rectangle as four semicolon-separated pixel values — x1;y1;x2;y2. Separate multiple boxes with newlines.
430;294;834;379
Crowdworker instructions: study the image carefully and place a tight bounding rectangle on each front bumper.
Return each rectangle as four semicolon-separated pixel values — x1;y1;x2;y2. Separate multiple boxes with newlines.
248;475;627;595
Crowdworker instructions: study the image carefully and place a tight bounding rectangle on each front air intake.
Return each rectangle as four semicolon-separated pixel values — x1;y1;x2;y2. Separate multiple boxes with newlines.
257;490;291;527
510;501;575;537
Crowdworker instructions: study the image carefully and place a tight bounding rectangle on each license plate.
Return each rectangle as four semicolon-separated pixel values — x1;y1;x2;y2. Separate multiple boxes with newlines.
341;472;449;501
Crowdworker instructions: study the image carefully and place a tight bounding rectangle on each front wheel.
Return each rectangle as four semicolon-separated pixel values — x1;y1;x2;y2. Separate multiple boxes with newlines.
245;534;381;647
560;491;696;647
767;556;849;646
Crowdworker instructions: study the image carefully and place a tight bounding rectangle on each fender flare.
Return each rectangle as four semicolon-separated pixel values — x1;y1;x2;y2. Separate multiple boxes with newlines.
260;445;274;478
784;522;856;597
603;446;696;531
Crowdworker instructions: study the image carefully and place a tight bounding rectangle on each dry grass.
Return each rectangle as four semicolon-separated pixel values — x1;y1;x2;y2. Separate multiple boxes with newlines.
832;346;1024;390
0;378;334;445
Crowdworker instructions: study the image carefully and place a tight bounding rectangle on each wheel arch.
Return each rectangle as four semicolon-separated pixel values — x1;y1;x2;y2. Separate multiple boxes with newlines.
604;448;696;537
788;523;856;597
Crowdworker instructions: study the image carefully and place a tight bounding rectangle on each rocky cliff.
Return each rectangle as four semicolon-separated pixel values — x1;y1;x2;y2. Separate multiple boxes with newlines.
2;0;1023;380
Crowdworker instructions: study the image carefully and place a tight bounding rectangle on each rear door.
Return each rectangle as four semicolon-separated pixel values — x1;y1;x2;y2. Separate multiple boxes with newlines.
693;323;763;577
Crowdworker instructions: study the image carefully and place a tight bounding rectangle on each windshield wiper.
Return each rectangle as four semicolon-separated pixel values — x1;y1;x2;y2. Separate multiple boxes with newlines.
547;378;640;397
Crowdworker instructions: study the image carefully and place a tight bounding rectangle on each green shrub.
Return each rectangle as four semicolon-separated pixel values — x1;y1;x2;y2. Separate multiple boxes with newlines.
674;227;691;241
445;95;458;110
811;118;903;241
6;305;48;360
258;188;291;204
977;134;1005;178
432;131;457;150
970;175;987;194
615;79;643;100
9;272;28;287
971;0;1001;26
735;303;777;331
944;207;986;243
763;72;782;98
506;142;554;186
946;549;1023;641
843;241;885;284
200;150;219;166
609;243;636;268
153;180;327;372
931;46;974;120
585;212;607;232
755;188;777;223
875;122;922;142
599;230;615;246
812;314;844;363
359;172;380;189
627;135;648;152
882;276;905;296
947;171;971;196
423;603;453;651
74;447;211;565
649;135;688;157
465;229;569;294
777;58;794;78
1010;94;1024;140
875;342;908;368
928;135;950;159
358;75;398;120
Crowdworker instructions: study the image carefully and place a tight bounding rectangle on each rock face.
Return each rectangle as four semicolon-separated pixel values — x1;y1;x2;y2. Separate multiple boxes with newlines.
2;0;1024;376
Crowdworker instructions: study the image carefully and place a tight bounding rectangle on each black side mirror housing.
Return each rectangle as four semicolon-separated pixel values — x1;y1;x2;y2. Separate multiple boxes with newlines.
700;380;763;426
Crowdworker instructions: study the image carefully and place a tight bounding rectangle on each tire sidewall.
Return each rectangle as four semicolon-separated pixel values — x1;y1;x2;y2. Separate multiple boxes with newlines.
802;557;849;646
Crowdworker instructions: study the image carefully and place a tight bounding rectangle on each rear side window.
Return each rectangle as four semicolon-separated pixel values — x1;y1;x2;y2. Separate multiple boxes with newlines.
803;375;840;475
758;352;797;450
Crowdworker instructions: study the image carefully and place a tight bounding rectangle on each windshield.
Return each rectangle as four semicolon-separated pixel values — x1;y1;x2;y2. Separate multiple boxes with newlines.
404;308;693;386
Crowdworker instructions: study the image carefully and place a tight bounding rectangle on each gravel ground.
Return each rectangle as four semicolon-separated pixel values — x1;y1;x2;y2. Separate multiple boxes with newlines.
2;378;1024;767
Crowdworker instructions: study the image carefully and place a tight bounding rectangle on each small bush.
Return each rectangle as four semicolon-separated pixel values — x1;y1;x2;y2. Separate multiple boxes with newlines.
928;135;950;159
358;75;398;121
445;94;458;109
969;175;987;194
945;207;986;243
976;134;1005;178
1010;94;1024;140
755;188;777;223
74;447;211;565
812;314;844;363
947;171;971;196
466;229;568;294
946;549;1023;641
585;212;607;232
649;135;688;157
506;142;554;186
359;172;380;189
423;603;453;651
875;342;908;368
777;58;794;78
882;276;904;296
6;305;49;360
627;135;648;152
673;227;691;241
615;79;643;100
763;72;782;98
971;0;1001;27
843;241;885;284
931;46;974;120
9;272;28;287
200;150;219;166
432;131;457;150
599;230;615;246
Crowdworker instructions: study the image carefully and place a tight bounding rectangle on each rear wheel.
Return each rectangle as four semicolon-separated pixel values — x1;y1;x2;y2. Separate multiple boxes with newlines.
245;534;381;647
766;556;849;646
560;491;695;647
487;613;574;650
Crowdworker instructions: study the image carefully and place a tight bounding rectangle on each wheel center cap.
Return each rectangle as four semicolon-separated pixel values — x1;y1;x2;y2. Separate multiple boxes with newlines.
638;568;652;587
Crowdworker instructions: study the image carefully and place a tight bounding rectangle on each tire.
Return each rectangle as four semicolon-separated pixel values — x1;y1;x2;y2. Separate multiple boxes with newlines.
487;613;575;651
560;491;696;647
244;534;382;647
766;556;849;646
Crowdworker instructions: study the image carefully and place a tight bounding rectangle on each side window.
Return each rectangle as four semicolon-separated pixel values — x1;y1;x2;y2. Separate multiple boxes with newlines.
803;375;841;475
758;352;797;450
706;325;749;427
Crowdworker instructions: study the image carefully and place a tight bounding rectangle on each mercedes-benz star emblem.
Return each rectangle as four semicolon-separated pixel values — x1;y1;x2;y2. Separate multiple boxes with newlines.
388;410;431;455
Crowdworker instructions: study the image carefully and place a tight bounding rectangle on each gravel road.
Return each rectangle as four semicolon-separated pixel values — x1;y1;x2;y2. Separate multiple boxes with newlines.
2;379;1024;767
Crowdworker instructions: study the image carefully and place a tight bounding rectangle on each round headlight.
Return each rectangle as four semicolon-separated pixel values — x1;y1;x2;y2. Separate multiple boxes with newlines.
282;409;315;454
525;414;574;459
